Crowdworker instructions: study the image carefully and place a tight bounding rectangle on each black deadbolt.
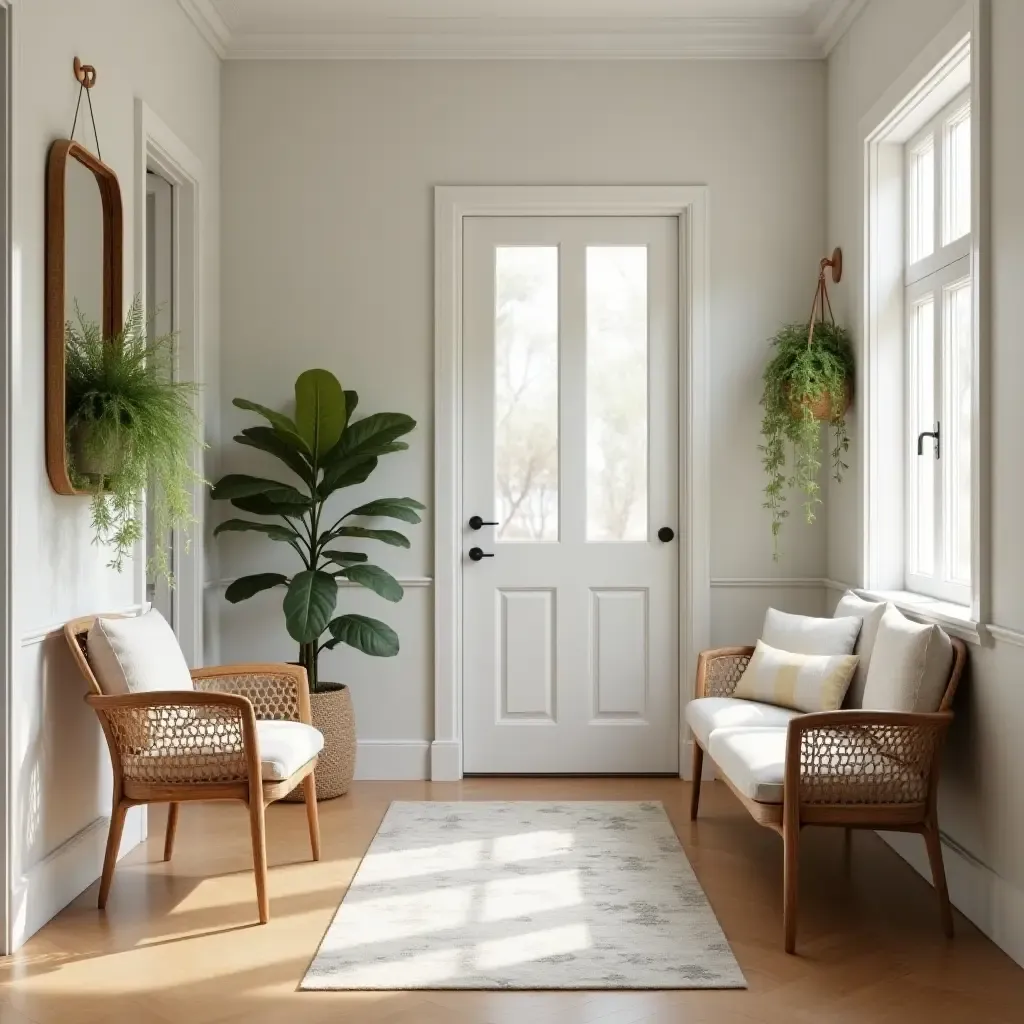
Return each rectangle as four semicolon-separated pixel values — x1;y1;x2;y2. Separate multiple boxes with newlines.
658;526;675;543
468;547;494;561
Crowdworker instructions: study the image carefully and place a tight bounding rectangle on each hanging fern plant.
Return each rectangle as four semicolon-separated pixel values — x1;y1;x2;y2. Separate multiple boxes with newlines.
759;307;854;559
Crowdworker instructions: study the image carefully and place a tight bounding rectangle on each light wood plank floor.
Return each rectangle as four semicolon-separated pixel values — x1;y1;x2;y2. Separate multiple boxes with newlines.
2;778;1022;1024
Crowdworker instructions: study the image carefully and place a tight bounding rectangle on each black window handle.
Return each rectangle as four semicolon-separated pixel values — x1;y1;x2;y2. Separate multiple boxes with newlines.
918;422;940;459
468;547;494;562
469;515;499;530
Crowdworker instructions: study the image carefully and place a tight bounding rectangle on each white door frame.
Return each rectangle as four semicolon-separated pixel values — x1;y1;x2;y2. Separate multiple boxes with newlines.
134;99;205;667
432;185;710;782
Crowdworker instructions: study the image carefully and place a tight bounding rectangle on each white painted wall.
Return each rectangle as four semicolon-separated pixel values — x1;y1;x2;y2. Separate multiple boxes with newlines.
827;0;1024;965
220;60;828;758
10;0;220;947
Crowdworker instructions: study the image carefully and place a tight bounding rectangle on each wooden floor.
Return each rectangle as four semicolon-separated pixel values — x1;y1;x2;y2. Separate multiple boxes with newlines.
1;778;1022;1024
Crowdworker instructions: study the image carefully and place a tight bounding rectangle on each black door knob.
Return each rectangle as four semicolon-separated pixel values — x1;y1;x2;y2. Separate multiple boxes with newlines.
468;547;494;561
658;526;675;543
469;515;499;530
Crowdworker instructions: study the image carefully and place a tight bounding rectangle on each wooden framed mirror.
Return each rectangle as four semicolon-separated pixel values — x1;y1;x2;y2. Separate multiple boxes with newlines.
45;139;123;495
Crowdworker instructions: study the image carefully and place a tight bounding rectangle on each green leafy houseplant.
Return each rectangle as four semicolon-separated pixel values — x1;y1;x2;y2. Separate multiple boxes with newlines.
65;295;202;578
212;369;423;693
759;318;854;558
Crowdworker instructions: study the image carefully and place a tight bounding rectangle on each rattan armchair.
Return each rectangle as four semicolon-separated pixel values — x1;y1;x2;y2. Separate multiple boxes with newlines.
689;640;967;953
65;615;322;924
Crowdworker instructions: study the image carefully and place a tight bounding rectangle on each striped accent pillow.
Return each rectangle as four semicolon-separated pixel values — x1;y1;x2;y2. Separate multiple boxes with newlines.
733;639;859;713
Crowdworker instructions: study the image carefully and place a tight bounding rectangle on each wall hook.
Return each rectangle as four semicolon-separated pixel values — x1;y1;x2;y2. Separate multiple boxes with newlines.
73;56;97;89
821;246;842;284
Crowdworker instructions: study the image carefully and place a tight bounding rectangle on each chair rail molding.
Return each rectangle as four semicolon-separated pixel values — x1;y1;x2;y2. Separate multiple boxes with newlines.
434;184;710;783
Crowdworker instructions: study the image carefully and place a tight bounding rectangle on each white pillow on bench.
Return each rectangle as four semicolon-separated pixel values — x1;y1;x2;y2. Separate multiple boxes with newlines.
833;591;889;708
762;607;861;656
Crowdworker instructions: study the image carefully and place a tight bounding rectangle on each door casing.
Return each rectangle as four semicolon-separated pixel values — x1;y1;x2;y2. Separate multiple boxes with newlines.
433;185;710;782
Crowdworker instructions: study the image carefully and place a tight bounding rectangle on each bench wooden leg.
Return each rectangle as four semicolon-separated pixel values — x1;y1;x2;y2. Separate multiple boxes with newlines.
303;773;321;862
99;800;128;909
923;821;954;938
164;802;180;862
783;805;800;954
248;797;270;924
690;742;704;820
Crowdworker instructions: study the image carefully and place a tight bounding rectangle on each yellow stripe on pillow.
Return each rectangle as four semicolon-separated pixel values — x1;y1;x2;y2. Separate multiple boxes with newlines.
734;639;859;713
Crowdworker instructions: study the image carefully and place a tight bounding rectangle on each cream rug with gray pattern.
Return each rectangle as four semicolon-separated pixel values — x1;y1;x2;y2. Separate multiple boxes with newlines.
302;801;745;990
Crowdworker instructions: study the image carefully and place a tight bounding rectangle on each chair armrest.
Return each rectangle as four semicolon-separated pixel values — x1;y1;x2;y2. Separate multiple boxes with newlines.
191;663;311;725
785;709;953;807
695;647;755;698
86;690;260;786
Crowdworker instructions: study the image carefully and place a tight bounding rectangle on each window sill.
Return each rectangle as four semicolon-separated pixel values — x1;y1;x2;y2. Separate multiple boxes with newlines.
853;588;982;644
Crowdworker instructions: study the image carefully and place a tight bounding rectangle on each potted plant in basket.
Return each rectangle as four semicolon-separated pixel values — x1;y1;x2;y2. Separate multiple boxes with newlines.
66;295;202;579
212;369;423;799
759;253;854;558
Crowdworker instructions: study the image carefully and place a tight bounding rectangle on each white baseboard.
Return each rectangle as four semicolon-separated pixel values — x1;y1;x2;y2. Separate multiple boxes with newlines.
354;740;430;780
879;830;1024;968
430;739;462;781
10;808;145;950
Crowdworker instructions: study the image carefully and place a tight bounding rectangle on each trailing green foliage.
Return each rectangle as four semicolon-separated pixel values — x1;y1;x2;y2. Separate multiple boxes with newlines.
65;296;202;578
212;369;423;691
759;320;854;559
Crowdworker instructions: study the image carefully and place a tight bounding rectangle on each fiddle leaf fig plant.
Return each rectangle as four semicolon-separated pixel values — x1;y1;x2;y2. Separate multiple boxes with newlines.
759;319;854;558
212;369;423;692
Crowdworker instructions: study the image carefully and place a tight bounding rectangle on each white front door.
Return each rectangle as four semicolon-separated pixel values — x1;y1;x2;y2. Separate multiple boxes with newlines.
462;216;679;774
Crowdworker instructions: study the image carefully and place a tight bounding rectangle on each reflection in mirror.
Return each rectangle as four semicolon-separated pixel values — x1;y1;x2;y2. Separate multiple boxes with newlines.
64;154;105;328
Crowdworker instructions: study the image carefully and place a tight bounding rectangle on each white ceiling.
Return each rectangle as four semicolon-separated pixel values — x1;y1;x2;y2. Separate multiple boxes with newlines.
178;0;867;60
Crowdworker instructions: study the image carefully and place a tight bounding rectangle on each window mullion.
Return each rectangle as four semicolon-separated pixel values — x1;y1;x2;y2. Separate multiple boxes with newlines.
932;287;945;584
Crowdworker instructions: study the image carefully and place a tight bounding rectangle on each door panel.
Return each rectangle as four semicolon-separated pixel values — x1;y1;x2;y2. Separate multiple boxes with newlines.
463;217;679;774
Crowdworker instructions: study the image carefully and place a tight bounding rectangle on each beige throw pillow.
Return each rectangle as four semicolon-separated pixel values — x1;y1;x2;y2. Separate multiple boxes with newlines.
87;609;194;696
734;639;859;714
762;607;861;656
860;606;954;713
833;592;889;708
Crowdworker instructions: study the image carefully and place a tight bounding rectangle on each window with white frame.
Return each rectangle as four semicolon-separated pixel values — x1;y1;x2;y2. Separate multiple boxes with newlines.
903;90;972;605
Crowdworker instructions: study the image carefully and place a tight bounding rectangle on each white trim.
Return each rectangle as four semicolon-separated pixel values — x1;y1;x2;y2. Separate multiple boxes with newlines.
879;830;1024;968
860;3;988;624
206;577;433;590
710;577;826;589
353;740;430;781
985;624;1024;649
433;184;710;783
10;811;144;952
19;604;149;648
175;3;864;61
176;0;229;59
135;100;205;669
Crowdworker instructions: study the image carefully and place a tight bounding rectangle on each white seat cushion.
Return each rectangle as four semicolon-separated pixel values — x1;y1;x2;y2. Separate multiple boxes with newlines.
686;696;801;748
708;727;788;804
256;720;324;781
88;609;194;696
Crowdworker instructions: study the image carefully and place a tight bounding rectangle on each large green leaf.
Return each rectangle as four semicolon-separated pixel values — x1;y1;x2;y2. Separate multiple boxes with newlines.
323;413;416;470
318;455;379;498
211;474;307;505
233;398;312;456
234;427;313;485
283;570;338;644
225;573;288;603
330;526;410;548
213;519;301;545
230;493;311;519
322;550;369;567
341;564;404;602
295;369;347;460
346;498;425;524
325;614;399;657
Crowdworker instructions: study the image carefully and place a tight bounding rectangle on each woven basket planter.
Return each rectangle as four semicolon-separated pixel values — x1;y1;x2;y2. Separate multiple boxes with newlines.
284;683;356;802
786;381;851;422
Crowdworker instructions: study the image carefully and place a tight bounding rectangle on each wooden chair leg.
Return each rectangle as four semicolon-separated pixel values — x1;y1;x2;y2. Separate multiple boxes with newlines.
303;773;321;862
783;809;800;954
163;802;180;862
924;822;954;938
248;797;270;924
690;742;704;820
99;801;128;909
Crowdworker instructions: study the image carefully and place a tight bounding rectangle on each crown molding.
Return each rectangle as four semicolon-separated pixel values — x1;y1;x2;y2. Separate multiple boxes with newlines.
177;0;230;59
175;6;866;61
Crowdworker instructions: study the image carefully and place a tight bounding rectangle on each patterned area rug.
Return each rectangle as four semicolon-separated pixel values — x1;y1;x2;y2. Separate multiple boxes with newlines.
302;801;745;990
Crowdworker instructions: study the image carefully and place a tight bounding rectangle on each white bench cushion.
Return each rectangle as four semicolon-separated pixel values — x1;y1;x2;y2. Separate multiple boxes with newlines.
686;696;800;749
708;727;788;804
256;720;324;781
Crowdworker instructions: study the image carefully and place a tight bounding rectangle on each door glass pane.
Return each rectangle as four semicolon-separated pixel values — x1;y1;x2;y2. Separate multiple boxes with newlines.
909;296;936;576
943;106;971;245
494;246;559;541
944;277;972;585
908;137;935;265
586;246;648;541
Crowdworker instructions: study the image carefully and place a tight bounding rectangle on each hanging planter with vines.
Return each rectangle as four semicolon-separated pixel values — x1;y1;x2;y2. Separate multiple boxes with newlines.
759;249;854;559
